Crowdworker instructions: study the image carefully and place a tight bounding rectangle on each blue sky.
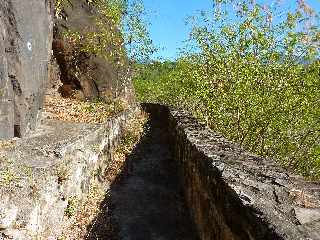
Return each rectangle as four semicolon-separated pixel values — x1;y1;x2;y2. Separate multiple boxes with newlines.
142;0;320;60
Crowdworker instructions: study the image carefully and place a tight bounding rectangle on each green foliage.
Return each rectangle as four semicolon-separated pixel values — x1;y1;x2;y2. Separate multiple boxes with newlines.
65;196;79;217
0;157;18;187
55;0;69;17
79;97;125;116
56;0;155;64
122;0;157;62
0;168;17;186
134;0;320;179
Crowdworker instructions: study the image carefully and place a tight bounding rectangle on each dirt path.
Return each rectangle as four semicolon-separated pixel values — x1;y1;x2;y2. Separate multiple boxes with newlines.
86;118;199;240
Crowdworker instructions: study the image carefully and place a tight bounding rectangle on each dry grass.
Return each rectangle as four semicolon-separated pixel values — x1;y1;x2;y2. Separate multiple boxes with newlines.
105;110;148;182
59;184;106;240
44;94;128;124
289;188;320;208
0;139;16;150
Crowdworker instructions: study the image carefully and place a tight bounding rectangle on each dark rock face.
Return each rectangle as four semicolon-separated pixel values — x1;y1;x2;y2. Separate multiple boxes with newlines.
143;103;320;240
53;0;129;100
47;57;61;91
0;0;53;139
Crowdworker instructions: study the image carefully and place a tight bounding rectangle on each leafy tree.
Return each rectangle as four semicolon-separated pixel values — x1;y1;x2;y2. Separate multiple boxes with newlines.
134;0;320;179
56;0;155;64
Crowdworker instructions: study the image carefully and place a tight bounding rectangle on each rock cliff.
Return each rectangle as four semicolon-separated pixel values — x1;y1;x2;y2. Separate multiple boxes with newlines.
53;0;132;100
0;0;53;139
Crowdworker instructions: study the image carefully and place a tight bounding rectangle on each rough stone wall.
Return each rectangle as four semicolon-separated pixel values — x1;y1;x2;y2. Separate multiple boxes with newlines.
143;103;320;240
0;107;139;239
0;0;53;139
0;0;16;139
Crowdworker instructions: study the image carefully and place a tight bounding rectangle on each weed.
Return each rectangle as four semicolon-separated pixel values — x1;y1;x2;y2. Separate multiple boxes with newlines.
65;196;79;218
56;164;70;185
0;168;18;186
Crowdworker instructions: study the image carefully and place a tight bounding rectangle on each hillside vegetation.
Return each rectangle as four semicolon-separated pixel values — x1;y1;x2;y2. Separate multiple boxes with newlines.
53;0;155;101
55;0;155;63
134;0;320;179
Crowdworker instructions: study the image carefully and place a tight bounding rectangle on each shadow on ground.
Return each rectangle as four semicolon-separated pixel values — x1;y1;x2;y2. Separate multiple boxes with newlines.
85;117;199;240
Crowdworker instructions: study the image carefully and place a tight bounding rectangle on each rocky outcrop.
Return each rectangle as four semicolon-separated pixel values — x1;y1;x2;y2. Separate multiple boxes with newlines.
143;103;320;240
0;0;53;139
53;0;132;100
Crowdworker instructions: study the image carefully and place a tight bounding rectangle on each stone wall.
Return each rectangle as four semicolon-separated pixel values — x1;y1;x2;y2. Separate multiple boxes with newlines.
143;103;320;240
0;107;139;239
0;0;53;139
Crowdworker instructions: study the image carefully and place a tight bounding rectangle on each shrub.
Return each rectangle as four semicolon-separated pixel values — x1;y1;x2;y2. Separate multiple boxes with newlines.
134;0;320;179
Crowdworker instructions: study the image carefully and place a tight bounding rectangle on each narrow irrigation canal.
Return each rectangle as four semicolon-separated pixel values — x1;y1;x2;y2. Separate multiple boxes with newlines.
86;116;199;239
